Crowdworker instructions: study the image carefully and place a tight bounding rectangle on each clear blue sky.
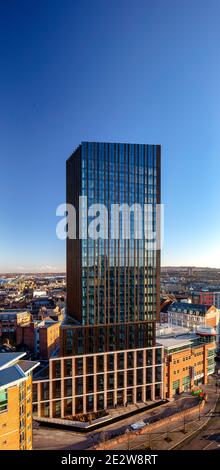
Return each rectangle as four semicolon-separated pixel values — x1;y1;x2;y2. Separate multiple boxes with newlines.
0;0;220;273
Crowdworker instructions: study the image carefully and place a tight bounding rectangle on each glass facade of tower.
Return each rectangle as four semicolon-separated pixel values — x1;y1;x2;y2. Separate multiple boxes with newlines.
63;142;161;356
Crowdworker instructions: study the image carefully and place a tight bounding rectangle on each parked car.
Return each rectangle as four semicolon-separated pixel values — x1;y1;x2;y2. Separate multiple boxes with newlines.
130;420;146;431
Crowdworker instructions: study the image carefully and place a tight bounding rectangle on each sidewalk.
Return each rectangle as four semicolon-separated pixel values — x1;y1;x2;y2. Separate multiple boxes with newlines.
111;377;219;450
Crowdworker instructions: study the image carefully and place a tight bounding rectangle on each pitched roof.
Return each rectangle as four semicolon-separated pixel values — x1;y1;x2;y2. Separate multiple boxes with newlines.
0;354;40;390
0;364;25;388
168;302;213;315
0;352;26;371
17;360;39;374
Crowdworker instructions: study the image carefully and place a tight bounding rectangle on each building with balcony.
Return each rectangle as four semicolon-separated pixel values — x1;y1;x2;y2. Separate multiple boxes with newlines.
0;352;39;450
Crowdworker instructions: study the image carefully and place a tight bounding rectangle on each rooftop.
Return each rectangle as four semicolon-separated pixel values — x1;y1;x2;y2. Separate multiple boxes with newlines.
156;323;190;337
157;334;197;350
168;302;214;315
0;352;26;370
0;353;39;390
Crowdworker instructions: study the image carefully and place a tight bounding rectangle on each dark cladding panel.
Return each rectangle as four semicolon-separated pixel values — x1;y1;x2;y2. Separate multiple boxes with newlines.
66;146;82;321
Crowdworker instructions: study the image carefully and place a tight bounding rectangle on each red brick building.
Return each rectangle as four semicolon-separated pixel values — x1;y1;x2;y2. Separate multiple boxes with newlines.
158;328;216;399
200;291;214;305
0;310;31;341
16;320;60;359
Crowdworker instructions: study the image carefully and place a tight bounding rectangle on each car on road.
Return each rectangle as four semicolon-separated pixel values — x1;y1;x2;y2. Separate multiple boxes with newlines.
130;420;146;431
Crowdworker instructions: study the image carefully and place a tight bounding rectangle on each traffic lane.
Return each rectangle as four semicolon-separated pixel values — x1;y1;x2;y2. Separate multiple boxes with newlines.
178;414;220;450
113;415;200;450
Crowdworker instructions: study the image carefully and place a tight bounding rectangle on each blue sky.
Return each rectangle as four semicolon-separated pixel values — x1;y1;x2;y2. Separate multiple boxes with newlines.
0;0;220;272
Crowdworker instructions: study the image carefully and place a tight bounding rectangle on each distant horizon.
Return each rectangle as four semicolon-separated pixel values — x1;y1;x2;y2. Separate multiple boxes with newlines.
1;265;220;276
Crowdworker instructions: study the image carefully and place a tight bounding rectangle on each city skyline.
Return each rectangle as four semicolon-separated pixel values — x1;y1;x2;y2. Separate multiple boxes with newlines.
1;0;220;272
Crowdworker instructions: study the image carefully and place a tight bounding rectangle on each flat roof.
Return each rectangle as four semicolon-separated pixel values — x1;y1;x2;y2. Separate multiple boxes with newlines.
156;323;190;337
157;334;197;350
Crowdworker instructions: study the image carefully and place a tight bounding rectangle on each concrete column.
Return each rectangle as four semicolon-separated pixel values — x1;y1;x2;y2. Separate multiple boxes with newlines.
143;348;147;402
133;351;137;403
114;352;117;405
151;348;156;401
93;356;97;412
72;358;76;416
61;358;65;418
160;347;165;399
104;354;108;409
124;352;127;405
83;356;87;414
49;360;53;418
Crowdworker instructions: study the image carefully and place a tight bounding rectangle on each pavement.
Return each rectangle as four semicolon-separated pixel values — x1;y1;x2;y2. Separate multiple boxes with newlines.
33;394;198;450
112;376;220;450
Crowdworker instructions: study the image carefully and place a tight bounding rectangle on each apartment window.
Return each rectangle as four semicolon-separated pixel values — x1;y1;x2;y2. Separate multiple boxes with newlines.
75;377;83;395
137;351;143;367
20;404;24;416
65;378;72;397
19;384;25;401
155;366;162;382
54;361;61;378
0;390;7;413
20;431;25;444
97;374;104;392
20;418;25;428
65;359;72;377
127;370;134;386
117;353;124;370
107;355;115;371
137;369;143;385
75;358;83;376
155;348;162;364
127;352;134;369
97;355;104;372
172;380;180;391
86;357;93;374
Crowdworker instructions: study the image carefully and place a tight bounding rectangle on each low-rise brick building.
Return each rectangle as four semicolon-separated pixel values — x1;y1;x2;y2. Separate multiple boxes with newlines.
0;310;31;342
158;328;216;399
16;320;60;359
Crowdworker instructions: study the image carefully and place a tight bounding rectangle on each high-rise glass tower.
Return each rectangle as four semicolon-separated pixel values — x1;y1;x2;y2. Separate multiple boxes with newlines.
33;142;163;418
63;142;161;357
